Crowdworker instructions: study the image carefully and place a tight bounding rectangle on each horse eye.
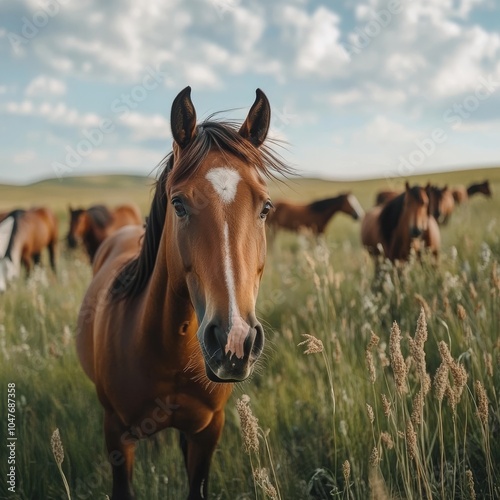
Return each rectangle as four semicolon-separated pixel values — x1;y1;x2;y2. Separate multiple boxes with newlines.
260;200;273;219
172;198;187;217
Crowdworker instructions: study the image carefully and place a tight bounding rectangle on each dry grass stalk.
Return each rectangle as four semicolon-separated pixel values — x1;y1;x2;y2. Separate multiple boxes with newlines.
411;389;425;426
389;321;408;394
51;428;64;466
466;469;476;500
366;350;376;384
406;421;418;461
366;332;379;383
369;446;380;467
342;460;351;483
380;431;394;450
457;304;467;321
236;395;259;454
414;293;431;318
51;428;71;499
253;468;278;500
381;394;392;418
484;353;493;378
475;381;489;426
298;334;323;355
434;363;449;402
366;403;375;424
437;341;468;411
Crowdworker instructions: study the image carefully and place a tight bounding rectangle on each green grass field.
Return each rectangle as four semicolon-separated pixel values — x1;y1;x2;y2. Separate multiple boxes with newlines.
1;167;499;499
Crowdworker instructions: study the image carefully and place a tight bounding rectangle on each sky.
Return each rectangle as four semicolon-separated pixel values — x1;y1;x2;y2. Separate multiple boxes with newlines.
1;0;500;184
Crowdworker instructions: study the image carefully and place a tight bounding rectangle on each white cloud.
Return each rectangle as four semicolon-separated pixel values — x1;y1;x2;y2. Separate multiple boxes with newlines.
281;6;349;77
4;100;100;128
25;75;66;96
119;112;171;141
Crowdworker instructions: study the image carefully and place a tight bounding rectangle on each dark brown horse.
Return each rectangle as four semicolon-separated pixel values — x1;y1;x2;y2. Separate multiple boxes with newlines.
76;87;289;499
361;183;438;262
453;180;492;204
67;203;142;262
0;207;58;291
467;180;492;198
267;193;364;235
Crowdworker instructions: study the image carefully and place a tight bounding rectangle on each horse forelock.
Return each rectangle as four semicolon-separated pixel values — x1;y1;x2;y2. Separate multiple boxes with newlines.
87;205;113;229
167;119;291;188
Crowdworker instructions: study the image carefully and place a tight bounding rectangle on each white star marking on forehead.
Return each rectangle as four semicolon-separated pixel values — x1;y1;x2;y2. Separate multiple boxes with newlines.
206;167;241;204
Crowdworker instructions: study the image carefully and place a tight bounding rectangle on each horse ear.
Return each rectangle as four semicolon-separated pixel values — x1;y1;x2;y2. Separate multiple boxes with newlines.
170;86;197;149
405;181;410;191
239;89;271;147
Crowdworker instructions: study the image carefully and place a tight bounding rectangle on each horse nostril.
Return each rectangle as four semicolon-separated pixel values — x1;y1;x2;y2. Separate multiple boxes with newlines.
204;324;224;364
250;323;265;359
411;227;422;238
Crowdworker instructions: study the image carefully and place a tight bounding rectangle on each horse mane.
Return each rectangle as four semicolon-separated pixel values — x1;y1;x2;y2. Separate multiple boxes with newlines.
308;194;346;213
3;209;25;260
111;119;291;301
379;187;424;244
87;205;113;229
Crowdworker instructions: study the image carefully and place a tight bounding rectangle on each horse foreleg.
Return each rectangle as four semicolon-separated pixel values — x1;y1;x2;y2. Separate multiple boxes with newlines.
104;411;136;500
48;241;57;271
33;253;41;266
184;411;224;500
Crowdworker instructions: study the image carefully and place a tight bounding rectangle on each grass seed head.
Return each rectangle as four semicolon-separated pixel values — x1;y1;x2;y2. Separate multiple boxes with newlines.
389;321;408;395
298;334;324;355
51;428;64;466
475;381;489;426
236;395;259;454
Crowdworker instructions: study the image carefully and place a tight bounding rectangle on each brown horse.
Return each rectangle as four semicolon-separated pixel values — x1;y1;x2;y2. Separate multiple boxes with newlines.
67;203;142;262
0;207;58;291
453;180;492;204
76;87;289;500
427;185;455;224
267;193;364;235
361;183;437;262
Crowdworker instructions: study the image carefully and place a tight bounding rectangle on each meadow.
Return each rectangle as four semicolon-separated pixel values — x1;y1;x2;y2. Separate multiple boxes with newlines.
1;167;499;499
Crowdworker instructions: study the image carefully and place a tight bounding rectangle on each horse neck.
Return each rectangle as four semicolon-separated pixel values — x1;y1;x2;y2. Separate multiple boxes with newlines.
317;197;344;224
140;230;199;362
467;184;484;196
390;208;412;259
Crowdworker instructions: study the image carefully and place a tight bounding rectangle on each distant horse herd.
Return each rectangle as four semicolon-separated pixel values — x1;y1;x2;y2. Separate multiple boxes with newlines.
0;87;493;500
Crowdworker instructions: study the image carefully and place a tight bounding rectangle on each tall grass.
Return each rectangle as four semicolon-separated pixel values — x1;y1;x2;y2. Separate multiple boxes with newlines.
0;178;499;499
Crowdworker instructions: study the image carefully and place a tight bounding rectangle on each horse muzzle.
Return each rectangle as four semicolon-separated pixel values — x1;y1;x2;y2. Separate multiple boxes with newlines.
201;320;265;382
66;234;78;249
410;226;423;238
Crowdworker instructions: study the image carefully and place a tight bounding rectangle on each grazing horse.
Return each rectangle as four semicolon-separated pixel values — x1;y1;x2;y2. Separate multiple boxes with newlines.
267;193;364;235
76;87;289;500
0;207;58;291
361;183;435;262
67;203;142;262
467;180;492;198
